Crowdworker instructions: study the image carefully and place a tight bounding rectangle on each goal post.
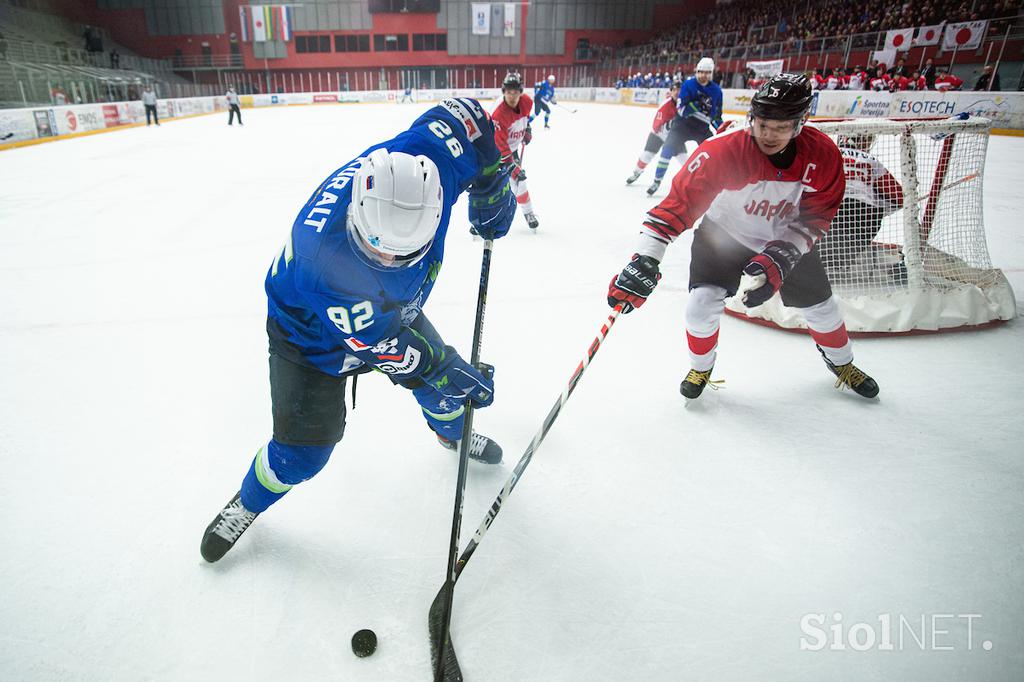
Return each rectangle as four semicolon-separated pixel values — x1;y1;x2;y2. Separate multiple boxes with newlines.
726;116;1016;335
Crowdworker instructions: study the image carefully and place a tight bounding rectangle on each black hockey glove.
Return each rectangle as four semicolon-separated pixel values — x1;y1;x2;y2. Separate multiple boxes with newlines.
608;254;661;313
523;125;533;145
741;240;801;307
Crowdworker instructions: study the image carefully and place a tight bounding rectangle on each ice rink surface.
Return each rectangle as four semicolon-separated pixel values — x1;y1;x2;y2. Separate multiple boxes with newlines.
1;100;1022;681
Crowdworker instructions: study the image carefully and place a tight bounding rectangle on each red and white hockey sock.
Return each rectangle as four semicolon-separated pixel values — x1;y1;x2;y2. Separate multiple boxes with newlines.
686;285;727;371
512;177;534;214
516;190;534;214
801;296;854;366
637;151;654;168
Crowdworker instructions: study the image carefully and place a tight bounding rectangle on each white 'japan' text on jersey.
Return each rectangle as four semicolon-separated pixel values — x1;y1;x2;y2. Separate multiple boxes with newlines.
639;125;846;258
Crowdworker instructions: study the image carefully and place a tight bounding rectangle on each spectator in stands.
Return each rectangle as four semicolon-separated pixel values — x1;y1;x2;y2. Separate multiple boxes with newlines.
974;64;1000;91
142;85;160;126
226;86;243;126
110;49;120;69
922;58;937;89
83;25;103;53
935;67;964;91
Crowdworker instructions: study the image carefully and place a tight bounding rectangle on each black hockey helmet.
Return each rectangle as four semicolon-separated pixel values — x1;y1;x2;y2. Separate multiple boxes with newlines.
750;73;813;121
502;72;523;92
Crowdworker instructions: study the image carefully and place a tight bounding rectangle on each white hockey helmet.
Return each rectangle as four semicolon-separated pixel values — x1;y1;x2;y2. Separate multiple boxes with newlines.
348;148;443;270
547;74;555;82
696;57;715;73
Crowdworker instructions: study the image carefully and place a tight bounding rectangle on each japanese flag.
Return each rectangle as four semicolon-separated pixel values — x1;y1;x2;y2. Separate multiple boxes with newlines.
884;28;914;51
942;20;987;50
913;23;944;46
251;4;267;42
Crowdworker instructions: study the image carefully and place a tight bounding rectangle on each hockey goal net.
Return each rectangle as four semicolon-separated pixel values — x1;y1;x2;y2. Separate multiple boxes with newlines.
727;116;1016;334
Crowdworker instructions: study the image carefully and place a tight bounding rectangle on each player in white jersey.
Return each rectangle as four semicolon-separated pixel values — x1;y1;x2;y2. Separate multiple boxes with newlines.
608;74;879;399
818;133;905;283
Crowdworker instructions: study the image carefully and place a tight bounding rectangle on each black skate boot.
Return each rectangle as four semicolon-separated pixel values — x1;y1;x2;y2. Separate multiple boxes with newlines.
817;345;879;398
646;178;661;196
679;367;720;400
201;492;259;563
626;168;643;185
524;212;539;230
438;432;503;464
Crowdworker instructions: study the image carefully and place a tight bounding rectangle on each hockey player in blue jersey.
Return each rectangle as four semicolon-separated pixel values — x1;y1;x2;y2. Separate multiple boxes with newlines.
199;98;517;563
533;74;556;128
647;57;723;196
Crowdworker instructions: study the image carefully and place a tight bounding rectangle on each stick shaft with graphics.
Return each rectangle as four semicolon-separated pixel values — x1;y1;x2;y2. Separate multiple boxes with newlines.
428;304;623;681
430;240;493;682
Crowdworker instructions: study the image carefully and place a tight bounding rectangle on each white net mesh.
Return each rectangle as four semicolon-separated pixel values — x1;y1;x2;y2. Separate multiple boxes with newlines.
728;117;1016;333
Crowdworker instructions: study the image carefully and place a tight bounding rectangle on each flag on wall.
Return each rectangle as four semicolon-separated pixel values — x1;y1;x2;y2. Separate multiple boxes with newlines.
239;6;250;41
247;5;294;42
914;23;944;46
503;3;516;37
942;20;987;50
884;27;914;51
471;3;490;35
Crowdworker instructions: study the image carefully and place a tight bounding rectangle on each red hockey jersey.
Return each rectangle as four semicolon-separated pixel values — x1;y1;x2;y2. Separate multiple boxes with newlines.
643;125;845;255
491;94;533;159
651;96;677;135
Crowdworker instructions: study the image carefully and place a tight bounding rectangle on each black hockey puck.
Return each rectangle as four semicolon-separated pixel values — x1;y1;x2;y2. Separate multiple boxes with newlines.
351;629;377;657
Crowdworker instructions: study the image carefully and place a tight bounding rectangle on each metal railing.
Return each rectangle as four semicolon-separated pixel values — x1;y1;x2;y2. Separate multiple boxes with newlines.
0;36;174;74
170;53;244;70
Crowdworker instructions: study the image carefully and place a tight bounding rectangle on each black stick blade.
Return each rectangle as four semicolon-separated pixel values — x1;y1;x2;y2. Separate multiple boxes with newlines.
428;585;464;682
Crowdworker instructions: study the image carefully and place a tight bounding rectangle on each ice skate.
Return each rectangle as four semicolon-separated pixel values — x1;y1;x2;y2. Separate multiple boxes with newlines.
626;168;643;185
438;432;503;464
646;178;661;196
817;345;879;398
679;367;720;400
200;492;258;562
524;212;539;230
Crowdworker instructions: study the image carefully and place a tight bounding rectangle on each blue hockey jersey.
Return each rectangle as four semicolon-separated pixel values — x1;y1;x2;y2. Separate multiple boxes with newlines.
676;77;723;127
265;98;501;377
534;80;555;102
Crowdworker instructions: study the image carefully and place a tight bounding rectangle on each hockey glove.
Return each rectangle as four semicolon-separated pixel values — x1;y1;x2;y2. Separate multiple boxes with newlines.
468;166;516;240
421;345;494;408
523;125;533;145
608;254;661;313
503;160;526;182
740;240;801;307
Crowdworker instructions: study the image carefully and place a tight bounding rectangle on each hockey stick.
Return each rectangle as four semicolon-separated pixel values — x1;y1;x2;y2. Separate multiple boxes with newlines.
551;100;578;114
431;239;494;682
427;304;623;681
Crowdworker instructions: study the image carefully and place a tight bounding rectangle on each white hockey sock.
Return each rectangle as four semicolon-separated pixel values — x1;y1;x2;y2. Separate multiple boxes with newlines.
686;285;727;371
801;296;854;366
